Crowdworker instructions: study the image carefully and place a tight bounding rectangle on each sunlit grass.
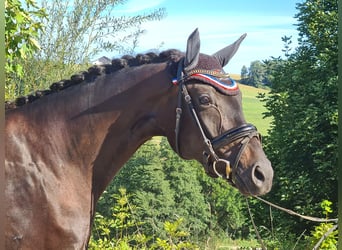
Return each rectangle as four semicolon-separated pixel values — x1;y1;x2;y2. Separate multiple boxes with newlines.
240;84;271;136
231;74;272;136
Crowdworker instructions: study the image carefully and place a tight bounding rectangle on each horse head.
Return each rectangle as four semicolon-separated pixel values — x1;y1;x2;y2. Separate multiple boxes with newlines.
168;29;273;196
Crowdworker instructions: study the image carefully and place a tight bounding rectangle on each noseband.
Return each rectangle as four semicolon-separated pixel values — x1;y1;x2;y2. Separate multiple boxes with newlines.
173;59;260;184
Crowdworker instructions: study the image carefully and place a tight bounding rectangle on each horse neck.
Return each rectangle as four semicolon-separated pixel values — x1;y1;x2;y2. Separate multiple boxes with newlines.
6;63;177;201
89;64;177;199
65;63;178;199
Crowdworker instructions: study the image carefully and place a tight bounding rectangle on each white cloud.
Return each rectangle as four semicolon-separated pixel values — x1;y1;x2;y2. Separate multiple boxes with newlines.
134;14;298;73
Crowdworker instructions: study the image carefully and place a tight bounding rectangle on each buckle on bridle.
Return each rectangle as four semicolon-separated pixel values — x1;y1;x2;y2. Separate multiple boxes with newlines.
213;159;231;179
203;152;232;180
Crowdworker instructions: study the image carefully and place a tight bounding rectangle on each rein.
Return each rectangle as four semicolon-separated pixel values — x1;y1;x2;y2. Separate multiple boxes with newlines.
173;59;260;183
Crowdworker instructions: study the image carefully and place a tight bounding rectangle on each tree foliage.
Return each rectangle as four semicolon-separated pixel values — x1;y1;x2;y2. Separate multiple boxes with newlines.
152;218;200;250
240;65;248;80
255;0;338;244
240;58;282;88
246;60;265;87
5;0;47;98
97;138;211;240
5;0;165;100
90;188;200;249
37;0;165;64
95;137;249;246
89;188;150;249
5;0;47;74
308;200;338;249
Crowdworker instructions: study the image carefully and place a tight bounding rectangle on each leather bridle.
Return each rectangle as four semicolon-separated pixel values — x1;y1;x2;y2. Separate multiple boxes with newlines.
173;59;261;184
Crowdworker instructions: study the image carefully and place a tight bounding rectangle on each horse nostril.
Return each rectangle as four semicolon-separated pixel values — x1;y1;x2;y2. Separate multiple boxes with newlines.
253;166;265;183
248;161;273;195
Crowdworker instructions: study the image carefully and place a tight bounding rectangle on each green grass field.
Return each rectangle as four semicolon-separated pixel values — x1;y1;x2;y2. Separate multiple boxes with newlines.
231;74;272;136
240;84;271;135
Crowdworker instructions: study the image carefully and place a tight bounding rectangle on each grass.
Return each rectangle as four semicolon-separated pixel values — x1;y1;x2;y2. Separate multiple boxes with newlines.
205;236;261;249
240;84;271;136
231;74;272;136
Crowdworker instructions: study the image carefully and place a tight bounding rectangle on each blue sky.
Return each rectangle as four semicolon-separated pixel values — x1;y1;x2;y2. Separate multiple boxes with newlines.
113;0;302;73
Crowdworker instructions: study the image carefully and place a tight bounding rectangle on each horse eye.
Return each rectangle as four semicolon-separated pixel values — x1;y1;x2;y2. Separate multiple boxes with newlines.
199;95;211;105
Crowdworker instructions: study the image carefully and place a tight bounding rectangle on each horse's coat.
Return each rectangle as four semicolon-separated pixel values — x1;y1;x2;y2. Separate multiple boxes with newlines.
5;29;273;249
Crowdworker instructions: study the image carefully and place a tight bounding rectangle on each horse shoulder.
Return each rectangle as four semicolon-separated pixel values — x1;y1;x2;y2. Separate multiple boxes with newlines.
5;111;91;249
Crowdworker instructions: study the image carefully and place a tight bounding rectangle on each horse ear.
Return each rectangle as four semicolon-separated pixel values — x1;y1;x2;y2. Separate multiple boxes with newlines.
184;28;200;72
213;33;247;67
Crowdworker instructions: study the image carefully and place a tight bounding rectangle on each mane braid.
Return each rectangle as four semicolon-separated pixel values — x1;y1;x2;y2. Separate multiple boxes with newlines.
5;49;183;110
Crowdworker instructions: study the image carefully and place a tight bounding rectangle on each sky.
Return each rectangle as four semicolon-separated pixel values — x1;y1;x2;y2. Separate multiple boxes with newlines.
111;0;302;74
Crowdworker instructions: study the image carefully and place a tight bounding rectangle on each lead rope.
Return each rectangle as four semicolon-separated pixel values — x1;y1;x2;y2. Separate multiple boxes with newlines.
254;196;338;223
246;196;338;249
245;197;267;250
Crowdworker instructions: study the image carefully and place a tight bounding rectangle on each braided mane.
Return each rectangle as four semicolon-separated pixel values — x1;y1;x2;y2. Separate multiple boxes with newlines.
5;49;183;110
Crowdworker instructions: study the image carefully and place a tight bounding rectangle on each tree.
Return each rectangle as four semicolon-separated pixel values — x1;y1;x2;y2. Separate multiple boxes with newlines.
261;56;282;87
5;0;165;100
257;0;338;244
240;65;248;83
89;188;150;249
241;58;282;87
281;35;292;57
96;140;176;238
37;0;165;64
160;138;211;239
90;188;200;249
247;60;265;87
95;137;251;244
98;138;212;241
198;170;249;239
5;0;48;98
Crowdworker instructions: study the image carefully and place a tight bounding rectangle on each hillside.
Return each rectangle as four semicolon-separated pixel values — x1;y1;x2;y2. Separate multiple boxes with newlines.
231;74;271;135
